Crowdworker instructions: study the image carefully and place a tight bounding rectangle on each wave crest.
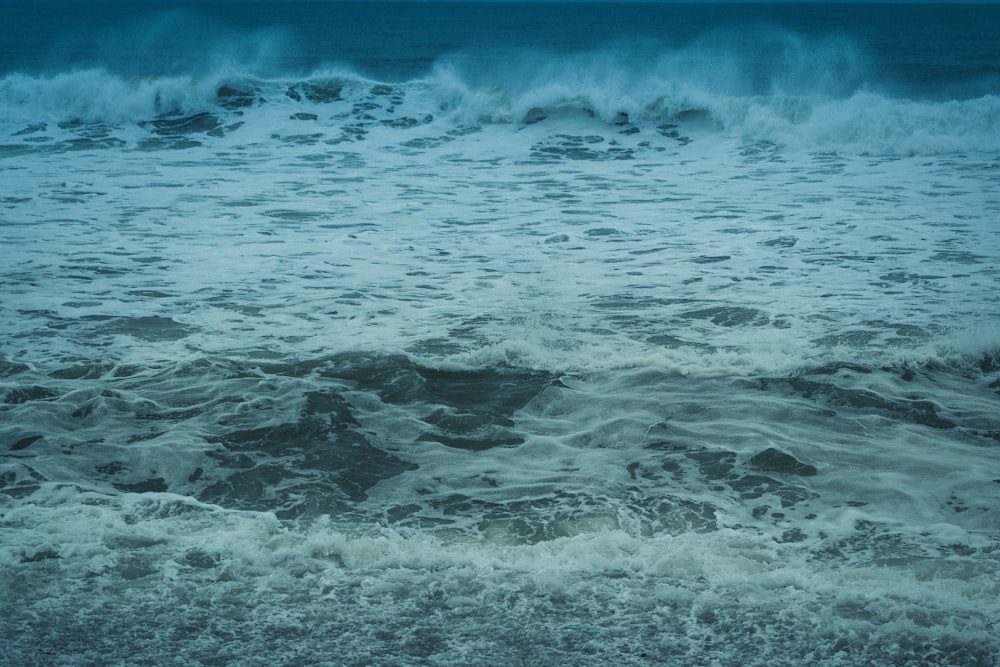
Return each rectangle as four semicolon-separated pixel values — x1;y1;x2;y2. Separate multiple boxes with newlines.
2;50;999;156
0;69;215;122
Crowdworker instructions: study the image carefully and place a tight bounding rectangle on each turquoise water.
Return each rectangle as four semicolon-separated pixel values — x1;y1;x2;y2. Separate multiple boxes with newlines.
2;3;999;665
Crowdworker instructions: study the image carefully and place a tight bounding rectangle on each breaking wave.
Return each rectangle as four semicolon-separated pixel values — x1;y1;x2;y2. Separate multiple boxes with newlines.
2;37;999;156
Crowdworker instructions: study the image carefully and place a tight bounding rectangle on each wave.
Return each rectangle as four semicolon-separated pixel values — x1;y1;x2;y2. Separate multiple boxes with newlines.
2;50;999;156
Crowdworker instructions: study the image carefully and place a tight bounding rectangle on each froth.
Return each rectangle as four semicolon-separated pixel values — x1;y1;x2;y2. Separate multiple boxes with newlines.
0;70;213;123
4;492;997;665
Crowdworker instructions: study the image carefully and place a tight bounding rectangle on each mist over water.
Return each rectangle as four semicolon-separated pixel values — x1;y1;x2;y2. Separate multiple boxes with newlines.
2;2;1000;665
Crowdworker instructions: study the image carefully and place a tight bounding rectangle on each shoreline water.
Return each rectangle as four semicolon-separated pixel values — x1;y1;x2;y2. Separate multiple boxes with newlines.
2;2;999;664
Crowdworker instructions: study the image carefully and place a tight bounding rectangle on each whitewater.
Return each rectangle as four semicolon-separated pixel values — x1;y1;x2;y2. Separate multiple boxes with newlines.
2;2;999;665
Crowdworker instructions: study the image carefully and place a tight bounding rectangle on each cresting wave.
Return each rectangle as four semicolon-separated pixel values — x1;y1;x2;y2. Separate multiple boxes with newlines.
2;56;1000;156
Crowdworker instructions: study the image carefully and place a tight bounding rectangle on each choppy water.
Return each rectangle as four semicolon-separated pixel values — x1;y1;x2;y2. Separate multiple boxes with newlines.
2;2;999;665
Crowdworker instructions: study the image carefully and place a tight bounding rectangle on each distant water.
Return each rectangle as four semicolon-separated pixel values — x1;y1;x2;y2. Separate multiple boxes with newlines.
2;2;999;665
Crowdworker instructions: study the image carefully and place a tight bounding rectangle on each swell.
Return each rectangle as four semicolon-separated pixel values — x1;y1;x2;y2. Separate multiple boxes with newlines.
2;49;1000;156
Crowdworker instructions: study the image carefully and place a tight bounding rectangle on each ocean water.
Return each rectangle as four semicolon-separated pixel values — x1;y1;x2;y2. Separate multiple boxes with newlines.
2;1;999;664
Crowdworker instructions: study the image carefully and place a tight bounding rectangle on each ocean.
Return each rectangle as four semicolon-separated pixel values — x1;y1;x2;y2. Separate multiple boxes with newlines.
1;1;999;664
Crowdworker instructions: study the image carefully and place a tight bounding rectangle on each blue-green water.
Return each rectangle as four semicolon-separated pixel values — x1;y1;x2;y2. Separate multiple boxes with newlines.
4;2;1000;91
2;3;999;665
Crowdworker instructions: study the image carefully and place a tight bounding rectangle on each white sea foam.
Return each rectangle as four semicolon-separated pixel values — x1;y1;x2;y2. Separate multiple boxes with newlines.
2;8;999;664
0;70;213;122
2;486;997;664
3;47;999;156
